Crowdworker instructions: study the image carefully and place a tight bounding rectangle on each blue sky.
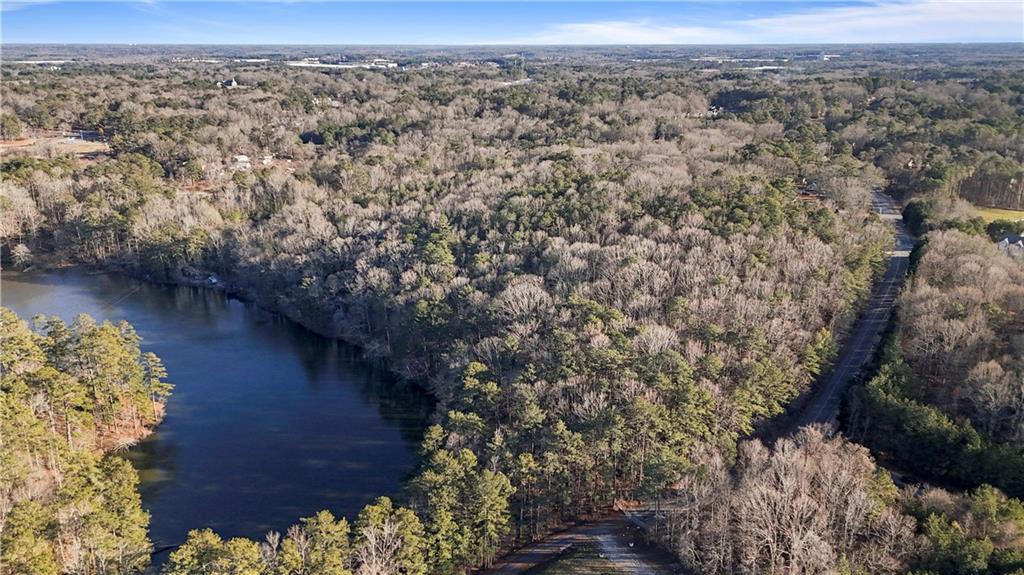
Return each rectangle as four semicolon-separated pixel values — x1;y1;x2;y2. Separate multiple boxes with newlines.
2;1;1022;44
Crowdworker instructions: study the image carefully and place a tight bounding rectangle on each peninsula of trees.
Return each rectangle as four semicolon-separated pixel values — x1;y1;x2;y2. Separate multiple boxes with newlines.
0;308;170;575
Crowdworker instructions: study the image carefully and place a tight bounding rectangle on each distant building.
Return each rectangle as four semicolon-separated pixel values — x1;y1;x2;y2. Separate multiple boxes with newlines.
285;59;397;70
798;180;824;198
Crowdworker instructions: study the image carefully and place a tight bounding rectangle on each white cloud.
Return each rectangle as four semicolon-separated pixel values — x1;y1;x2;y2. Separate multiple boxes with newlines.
1;0;58;12
0;0;161;11
744;0;1023;43
522;19;745;45
514;0;1024;44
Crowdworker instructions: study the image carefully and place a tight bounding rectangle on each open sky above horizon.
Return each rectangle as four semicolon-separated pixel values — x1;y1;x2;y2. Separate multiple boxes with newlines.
2;1;1022;45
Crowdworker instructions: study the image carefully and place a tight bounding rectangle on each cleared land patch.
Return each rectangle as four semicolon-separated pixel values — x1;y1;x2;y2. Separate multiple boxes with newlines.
976;205;1024;222
0;134;109;159
525;543;623;575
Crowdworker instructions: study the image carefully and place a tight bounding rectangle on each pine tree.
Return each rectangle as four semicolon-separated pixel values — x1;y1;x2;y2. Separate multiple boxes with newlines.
470;469;514;568
164;529;263;575
0;500;59;575
277;510;352;575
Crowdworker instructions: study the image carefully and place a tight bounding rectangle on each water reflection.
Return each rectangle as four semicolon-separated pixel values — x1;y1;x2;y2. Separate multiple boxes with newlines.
1;268;431;550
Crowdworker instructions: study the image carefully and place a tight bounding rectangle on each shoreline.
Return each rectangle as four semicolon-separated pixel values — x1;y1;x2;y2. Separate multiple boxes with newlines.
4;260;436;567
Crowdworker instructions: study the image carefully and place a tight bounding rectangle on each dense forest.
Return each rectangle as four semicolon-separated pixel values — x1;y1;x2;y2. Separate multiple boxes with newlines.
663;426;1024;575
0;307;170;575
2;45;1023;574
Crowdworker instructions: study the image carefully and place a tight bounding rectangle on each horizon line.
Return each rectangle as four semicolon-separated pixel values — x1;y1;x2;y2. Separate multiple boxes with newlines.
5;41;1023;46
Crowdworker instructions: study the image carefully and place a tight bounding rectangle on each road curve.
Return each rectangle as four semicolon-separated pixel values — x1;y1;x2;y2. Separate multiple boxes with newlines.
797;191;913;426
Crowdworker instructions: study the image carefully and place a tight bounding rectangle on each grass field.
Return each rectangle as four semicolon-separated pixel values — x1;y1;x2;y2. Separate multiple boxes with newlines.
525;543;624;575
976;206;1024;222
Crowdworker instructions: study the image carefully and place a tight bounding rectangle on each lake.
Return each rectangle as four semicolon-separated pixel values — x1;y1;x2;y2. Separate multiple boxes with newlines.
1;268;430;552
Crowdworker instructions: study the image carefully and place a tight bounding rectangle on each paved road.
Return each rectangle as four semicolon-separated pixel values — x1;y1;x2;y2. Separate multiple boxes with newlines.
797;191;913;426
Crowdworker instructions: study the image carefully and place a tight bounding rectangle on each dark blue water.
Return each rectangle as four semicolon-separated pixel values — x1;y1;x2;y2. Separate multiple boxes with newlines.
1;268;429;549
